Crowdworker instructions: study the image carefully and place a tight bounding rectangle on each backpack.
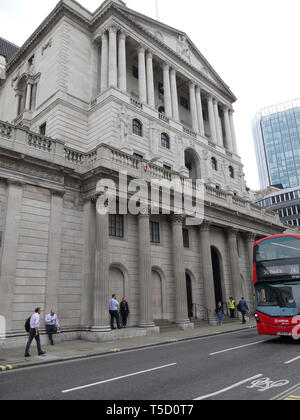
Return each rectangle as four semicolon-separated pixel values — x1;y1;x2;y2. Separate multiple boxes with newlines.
25;317;31;333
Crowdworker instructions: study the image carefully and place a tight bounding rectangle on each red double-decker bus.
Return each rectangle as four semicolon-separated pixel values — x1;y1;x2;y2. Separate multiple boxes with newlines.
253;234;300;338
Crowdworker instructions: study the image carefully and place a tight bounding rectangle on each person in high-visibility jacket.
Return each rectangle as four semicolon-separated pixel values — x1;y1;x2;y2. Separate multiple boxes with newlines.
228;297;236;318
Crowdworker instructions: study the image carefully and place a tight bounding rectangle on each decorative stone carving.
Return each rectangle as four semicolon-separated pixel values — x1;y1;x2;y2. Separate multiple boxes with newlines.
118;105;130;144
176;35;191;63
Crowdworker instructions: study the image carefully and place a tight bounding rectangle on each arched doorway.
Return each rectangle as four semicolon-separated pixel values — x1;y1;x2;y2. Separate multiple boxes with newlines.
186;272;193;318
185;148;201;180
211;247;223;305
109;266;125;302
152;270;163;320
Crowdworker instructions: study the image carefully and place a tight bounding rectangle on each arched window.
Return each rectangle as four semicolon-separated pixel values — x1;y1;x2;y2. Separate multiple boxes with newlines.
229;166;235;179
211;157;218;171
132;119;143;137
161;133;170;149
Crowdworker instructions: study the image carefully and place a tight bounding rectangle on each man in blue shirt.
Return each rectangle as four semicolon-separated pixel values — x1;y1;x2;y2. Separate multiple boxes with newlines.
109;294;121;330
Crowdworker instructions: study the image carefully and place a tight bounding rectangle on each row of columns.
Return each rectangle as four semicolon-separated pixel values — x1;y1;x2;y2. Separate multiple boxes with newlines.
91;202;255;330
98;26;238;155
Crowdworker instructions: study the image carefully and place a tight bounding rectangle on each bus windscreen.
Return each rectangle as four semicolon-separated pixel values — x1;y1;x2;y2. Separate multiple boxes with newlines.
254;236;300;263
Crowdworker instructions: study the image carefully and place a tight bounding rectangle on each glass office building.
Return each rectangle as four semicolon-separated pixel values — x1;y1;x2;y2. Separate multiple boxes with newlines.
252;99;300;189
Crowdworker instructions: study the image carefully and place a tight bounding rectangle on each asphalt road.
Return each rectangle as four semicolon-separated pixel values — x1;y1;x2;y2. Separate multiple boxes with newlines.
1;329;300;402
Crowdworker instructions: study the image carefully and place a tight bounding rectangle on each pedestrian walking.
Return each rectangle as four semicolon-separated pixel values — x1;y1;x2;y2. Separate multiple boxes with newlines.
24;308;46;357
228;297;236;318
45;310;60;346
238;297;249;324
120;297;130;328
109;294;121;330
216;301;224;326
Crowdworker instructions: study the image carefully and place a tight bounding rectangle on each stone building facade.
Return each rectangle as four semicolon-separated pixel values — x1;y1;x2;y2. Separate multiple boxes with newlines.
0;0;286;346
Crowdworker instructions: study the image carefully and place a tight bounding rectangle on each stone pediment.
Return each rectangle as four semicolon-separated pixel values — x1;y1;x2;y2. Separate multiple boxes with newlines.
113;4;234;99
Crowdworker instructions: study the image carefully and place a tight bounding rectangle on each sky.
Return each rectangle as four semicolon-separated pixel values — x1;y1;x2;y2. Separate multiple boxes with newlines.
1;0;300;190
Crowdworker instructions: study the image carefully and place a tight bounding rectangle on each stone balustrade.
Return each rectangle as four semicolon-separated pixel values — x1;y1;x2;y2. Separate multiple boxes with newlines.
0;119;282;228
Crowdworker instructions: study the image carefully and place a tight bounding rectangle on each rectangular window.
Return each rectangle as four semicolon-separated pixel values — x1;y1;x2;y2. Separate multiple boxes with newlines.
39;123;46;136
109;215;124;238
150;221;160;244
180;96;190;110
183;228;190;248
158;82;164;95
132;65;139;79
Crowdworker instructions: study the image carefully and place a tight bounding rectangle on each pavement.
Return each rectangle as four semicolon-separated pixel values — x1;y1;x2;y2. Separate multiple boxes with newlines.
0;318;257;373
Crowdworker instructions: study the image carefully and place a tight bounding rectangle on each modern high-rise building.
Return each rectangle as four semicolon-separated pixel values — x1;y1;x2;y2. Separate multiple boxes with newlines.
252;99;300;189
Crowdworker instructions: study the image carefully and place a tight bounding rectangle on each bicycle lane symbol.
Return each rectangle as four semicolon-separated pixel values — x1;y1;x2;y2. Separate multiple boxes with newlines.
246;378;290;393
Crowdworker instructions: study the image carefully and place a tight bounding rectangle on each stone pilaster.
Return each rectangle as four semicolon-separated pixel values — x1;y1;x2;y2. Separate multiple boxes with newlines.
0;180;24;332
138;208;155;328
200;222;217;325
45;190;64;314
227;228;243;301
246;232;257;312
171;215;193;329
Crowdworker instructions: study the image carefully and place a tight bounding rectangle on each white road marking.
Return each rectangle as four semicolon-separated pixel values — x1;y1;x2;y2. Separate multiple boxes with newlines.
284;355;300;365
209;340;266;356
194;374;264;400
62;363;177;394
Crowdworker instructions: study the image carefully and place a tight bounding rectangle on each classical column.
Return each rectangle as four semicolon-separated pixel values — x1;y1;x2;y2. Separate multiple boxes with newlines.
200;222;217;325
118;31;127;92
108;26;118;88
81;199;96;327
0;181;23;332
138;46;147;104
207;94;217;144
91;201;111;332
214;99;223;147
163;62;172;118
227;228;243;301
195;86;205;137
189;82;199;133
170;69;179;121
100;31;109;92
146;51;155;108
224;107;233;152
138;209;155;328
229;110;238;155
45;191;64;313
171;215;193;329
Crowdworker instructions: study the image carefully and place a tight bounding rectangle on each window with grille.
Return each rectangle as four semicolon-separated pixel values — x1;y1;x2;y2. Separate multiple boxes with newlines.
109;215;124;238
183;228;190;248
211;157;218;171
161;133;170;149
132;119;143;137
150;221;160;244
